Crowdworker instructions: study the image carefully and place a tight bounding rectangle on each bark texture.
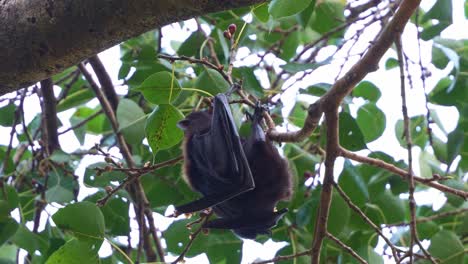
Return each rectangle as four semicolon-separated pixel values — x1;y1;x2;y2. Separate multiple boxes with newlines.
0;0;265;96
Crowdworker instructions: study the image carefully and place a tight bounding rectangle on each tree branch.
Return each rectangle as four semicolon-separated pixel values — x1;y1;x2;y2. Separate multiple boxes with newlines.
40;78;60;153
0;0;266;95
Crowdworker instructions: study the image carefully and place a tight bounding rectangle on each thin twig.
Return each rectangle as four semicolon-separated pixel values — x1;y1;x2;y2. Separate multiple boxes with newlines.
171;213;212;264
96;156;183;206
334;183;400;261
386;208;468;227
326;232;367;264
158;54;230;83
58;109;103;135
339;148;468;199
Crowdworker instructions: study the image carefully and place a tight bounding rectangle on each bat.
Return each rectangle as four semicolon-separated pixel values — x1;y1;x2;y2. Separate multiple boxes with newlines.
175;93;292;239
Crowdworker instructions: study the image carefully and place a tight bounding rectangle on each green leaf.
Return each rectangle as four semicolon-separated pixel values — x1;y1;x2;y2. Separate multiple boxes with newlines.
45;240;99;264
84;162;126;188
268;0;314;19
446;128;464;168
279;31;299;61
287;101;309;127
0;185;18;221
0;244;17;262
177;31;206;57
86;193;130;236
253;3;270;23
116;99;146;144
373;190;406;224
353;81;381;102
420;0;453;40
52;202;105;243
310;1;345;35
300;83;331;97
11;225;47;254
385;57;399;70
0;148;14;175
428;230;464;264
46;186;75;204
194;68;230;96
72;107;106;135
0;103;17;126
49;150;72;163
432;136;448;163
165;219;242;262
356;103;386;142
296;196;318;228
145;104;184;155
443;179;466;207
395;115;429;149
57;89;95;112
232;67;264;98
280;60;329;73
338;160;369;207
141;174;185;211
297;0;316;27
136;71;182;104
419;151;443;180
339;112;367;151
296;191;349;236
421;0;453;23
0;219;18;247
327;192;350;236
43;169;76;204
428;77;458;106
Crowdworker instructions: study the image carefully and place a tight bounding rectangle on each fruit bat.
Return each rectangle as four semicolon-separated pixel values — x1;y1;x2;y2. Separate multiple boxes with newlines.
175;93;292;239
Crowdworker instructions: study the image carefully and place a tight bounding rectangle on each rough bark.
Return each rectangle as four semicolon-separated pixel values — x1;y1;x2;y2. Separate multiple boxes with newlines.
0;0;265;96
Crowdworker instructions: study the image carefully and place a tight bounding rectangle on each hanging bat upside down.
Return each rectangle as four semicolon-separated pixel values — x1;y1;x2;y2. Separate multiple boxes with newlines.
175;88;292;239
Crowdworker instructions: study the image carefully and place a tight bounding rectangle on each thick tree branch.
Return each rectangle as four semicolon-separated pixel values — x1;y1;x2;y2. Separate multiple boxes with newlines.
88;55;119;111
0;0;266;95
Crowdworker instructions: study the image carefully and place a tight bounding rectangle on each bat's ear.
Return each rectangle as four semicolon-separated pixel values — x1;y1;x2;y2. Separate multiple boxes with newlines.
177;119;191;130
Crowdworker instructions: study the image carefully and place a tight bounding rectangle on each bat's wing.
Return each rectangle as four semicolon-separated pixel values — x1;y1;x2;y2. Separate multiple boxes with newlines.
175;94;254;214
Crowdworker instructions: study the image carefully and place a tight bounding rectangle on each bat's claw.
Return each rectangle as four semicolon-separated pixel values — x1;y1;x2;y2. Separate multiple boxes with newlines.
226;83;241;96
253;102;269;120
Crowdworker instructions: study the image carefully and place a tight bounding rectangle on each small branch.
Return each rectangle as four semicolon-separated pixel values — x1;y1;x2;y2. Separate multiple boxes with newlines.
334;183;400;261
58;110;104;135
339;148;468;199
158;54;230;84
171;213;212;264
145;209;166;263
88;55;119;111
79;62;159;261
268;101;322;142
96;156;183;206
310;110;339;264
326;232;367;264
386;208;468;227
40;78;60;153
396;33;417;263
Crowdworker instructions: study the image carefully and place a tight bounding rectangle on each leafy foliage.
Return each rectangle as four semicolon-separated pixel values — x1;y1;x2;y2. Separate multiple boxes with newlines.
0;0;466;263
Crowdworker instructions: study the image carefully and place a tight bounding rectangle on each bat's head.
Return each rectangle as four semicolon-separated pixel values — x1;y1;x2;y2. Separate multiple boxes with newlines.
233;208;288;239
177;110;212;135
204;208;288;240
